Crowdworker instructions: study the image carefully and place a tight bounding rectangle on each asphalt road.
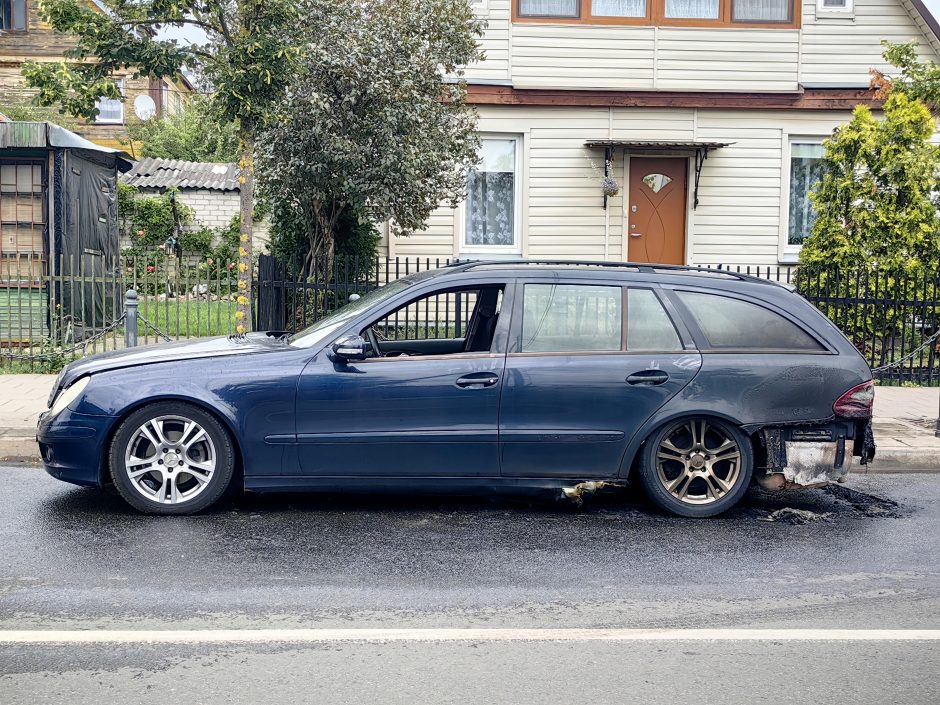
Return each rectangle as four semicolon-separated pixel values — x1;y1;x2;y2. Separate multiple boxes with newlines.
1;465;939;704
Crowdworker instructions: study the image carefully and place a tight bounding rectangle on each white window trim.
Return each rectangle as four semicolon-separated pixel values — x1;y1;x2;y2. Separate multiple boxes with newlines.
816;0;854;17
779;135;826;264
457;133;525;258
95;78;125;124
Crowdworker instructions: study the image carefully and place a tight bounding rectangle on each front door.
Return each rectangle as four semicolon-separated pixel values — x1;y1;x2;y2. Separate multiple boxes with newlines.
294;282;511;478
628;157;688;265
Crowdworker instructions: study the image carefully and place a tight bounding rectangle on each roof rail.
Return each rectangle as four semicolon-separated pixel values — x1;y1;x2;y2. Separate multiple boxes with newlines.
451;259;776;285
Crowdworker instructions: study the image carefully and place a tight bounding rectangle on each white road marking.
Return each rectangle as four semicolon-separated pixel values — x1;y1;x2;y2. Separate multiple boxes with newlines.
0;629;938;644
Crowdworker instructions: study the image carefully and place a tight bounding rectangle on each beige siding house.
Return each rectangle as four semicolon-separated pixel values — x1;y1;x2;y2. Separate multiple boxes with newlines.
385;0;940;267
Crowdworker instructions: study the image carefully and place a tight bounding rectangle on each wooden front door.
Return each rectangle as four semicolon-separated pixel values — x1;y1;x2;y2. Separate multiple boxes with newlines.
628;157;687;265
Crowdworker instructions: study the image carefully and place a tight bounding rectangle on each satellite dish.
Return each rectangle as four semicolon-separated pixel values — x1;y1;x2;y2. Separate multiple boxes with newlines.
134;95;157;121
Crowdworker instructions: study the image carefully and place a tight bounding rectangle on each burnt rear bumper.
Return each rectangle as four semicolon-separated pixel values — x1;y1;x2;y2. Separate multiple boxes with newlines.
756;419;875;489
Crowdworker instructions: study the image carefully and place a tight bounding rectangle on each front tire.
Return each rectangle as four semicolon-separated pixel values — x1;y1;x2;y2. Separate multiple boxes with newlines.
109;402;235;515
637;417;753;518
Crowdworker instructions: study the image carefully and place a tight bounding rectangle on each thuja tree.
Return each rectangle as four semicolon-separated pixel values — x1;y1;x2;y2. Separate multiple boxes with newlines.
800;91;940;272
22;0;298;333
799;88;940;362
257;0;484;269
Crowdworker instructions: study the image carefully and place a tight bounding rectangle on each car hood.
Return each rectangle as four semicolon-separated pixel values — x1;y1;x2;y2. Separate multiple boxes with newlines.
50;333;288;406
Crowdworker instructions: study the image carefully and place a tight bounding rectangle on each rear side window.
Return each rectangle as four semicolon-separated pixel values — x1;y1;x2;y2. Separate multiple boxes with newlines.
677;291;824;351
522;284;622;352
627;289;682;352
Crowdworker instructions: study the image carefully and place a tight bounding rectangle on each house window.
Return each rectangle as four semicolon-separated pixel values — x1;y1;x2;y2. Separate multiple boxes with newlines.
95;79;125;124
514;0;798;25
0;0;26;31
518;0;579;17
787;143;825;246
818;0;852;11
665;0;719;19
593;0;647;17
731;0;791;22
465;138;519;251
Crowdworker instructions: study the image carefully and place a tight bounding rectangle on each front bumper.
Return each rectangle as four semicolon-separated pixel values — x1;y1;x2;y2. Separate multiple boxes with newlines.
37;408;115;488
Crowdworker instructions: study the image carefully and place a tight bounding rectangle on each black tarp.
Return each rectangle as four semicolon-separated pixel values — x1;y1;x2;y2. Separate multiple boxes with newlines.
53;149;123;340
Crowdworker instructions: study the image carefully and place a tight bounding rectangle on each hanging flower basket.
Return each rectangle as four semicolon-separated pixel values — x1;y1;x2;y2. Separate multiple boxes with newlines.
601;176;621;197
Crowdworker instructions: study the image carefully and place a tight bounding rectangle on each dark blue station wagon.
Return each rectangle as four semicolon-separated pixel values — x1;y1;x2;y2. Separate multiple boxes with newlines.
38;261;876;517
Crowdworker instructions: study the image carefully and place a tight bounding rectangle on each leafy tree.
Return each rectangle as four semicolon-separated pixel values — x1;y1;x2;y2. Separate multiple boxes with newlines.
22;0;299;333
128;95;239;162
800;91;940;273
0;101;81;130
257;0;484;268
269;202;381;269
874;41;940;109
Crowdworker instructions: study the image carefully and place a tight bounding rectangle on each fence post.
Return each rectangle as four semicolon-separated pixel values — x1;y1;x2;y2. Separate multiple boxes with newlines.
125;289;138;349
935;391;940;438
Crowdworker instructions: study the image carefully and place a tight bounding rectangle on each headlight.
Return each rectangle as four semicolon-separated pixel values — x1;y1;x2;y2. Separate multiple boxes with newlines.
49;377;91;417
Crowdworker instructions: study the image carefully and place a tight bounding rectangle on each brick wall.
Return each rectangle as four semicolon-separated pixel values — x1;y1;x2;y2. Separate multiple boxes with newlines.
123;188;271;252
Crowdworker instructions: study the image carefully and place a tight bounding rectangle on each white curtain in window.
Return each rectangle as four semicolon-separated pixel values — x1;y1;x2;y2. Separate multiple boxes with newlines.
465;140;516;248
787;143;825;245
665;0;719;17
733;0;790;20
518;0;579;16
593;0;646;17
95;79;125;123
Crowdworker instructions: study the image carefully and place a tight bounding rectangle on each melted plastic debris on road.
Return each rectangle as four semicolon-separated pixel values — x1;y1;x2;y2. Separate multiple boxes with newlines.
823;484;903;518
760;507;833;524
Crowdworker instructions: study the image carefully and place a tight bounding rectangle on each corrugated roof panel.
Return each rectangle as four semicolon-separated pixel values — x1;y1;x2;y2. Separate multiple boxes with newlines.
122;157;240;192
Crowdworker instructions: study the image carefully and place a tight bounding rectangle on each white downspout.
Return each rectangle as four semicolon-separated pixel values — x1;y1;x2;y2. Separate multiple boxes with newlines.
604;108;613;261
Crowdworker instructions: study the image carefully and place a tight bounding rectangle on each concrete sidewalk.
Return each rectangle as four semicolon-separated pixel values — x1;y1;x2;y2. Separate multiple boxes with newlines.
2;373;939;471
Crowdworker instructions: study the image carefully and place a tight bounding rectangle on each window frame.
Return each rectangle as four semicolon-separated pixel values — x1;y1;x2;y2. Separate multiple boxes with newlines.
0;0;27;32
354;280;514;362
779;136;826;264
668;287;833;354
460;134;524;257
816;0;853;16
512;0;799;28
509;279;691;356
94;78;125;125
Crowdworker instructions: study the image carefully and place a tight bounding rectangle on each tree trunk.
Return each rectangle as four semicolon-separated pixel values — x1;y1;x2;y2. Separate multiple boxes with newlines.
312;202;336;276
236;120;255;333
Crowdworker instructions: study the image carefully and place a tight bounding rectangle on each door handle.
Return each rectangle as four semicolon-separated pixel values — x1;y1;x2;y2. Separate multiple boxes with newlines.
630;233;643;238
456;372;500;389
626;370;669;386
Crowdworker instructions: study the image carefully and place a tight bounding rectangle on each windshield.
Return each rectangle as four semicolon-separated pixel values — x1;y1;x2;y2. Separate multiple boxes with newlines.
287;279;414;348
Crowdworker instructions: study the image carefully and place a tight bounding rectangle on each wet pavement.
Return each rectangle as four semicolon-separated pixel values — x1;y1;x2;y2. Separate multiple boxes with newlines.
1;465;939;703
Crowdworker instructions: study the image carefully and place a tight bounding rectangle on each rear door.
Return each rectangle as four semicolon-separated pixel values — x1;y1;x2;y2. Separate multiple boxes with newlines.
498;278;701;479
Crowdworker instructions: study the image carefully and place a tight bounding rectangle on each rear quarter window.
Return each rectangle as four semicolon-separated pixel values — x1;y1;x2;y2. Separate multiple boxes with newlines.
677;291;824;351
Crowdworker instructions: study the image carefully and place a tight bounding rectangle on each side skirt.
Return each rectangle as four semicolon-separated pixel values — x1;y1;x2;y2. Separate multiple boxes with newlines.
243;475;627;496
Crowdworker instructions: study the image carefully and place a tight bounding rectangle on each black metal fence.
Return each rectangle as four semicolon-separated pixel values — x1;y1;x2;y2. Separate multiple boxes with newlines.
3;254;940;385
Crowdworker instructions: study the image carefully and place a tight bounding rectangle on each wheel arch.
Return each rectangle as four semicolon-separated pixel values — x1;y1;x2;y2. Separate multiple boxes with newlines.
617;408;756;482
100;395;245;487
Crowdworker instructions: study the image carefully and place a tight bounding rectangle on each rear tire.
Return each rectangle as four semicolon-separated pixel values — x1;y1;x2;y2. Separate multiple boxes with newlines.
637;417;753;518
109;401;235;515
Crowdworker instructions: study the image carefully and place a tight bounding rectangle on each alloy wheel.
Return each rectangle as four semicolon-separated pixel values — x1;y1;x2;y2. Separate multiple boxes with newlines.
123;415;217;505
655;419;742;506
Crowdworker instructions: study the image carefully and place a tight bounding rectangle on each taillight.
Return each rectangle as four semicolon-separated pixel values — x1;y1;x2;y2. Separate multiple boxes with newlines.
833;380;874;418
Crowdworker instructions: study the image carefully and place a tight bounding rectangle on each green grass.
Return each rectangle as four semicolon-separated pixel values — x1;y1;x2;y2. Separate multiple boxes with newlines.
138;299;238;338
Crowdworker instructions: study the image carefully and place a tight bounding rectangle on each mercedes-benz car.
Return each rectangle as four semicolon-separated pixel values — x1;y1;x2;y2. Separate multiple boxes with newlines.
38;261;876;517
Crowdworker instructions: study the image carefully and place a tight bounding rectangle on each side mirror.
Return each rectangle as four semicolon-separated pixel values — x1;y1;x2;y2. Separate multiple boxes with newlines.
329;334;368;363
